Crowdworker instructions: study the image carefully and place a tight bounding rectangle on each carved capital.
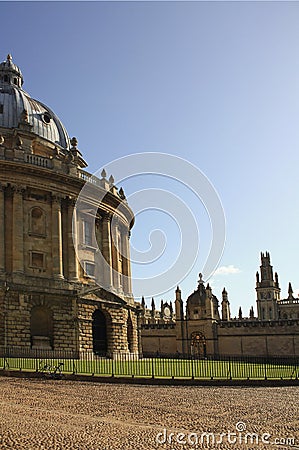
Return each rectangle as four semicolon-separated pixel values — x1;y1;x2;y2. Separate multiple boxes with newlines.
102;212;112;222
65;196;77;208
51;193;64;204
10;184;26;196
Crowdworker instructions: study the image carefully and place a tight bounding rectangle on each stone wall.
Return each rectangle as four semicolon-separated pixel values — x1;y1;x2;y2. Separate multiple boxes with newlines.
218;320;299;356
0;288;77;351
141;324;177;355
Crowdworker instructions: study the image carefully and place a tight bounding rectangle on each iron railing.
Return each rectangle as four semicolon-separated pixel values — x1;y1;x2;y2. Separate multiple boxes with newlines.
0;347;298;381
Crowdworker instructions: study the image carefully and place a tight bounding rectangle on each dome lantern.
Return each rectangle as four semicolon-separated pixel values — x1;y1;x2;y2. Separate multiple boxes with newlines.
0;54;70;150
0;54;23;88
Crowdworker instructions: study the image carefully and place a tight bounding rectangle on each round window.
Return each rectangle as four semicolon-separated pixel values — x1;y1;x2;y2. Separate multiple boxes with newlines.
42;112;51;124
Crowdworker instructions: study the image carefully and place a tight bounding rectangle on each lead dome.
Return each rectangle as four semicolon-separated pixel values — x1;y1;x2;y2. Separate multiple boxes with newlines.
0;54;69;149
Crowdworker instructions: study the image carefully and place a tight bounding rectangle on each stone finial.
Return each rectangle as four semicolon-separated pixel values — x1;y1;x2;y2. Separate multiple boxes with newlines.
256;271;260;283
119;187;126;200
101;169;107;179
198;273;204;285
249;306;254;319
7;54;12;61
288;282;294;299
141;296;145;309
238;307;243;320
151;297;155;318
70;137;78;148
109;174;114;185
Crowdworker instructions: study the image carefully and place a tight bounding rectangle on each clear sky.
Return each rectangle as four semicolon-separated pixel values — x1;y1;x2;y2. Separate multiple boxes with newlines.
1;1;299;316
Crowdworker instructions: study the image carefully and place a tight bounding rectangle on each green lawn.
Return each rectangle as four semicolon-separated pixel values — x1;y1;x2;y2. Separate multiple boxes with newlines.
0;356;298;380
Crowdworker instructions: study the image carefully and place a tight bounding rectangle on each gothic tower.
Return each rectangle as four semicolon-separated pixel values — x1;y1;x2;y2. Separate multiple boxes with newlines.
256;251;280;320
221;288;231;321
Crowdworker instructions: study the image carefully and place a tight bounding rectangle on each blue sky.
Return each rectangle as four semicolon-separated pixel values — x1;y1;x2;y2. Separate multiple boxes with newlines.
1;1;299;316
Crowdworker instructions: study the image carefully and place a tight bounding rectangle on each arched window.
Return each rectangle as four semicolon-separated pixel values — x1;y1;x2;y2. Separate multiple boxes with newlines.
30;306;53;349
92;310;107;355
127;313;134;353
190;332;206;358
83;219;93;246
29;207;46;236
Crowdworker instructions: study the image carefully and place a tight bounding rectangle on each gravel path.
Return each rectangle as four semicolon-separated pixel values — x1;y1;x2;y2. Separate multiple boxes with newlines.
0;377;298;449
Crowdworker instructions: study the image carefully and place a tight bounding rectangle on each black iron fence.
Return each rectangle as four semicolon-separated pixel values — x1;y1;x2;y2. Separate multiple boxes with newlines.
0;347;298;381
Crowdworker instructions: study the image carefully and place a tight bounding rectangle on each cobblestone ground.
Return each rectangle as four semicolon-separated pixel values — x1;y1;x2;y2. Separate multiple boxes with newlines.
0;377;298;450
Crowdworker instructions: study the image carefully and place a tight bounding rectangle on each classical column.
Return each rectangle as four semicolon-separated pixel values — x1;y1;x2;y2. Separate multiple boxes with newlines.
12;186;24;274
67;199;79;282
52;195;64;279
111;220;121;292
101;214;113;288
121;227;132;296
0;184;5;272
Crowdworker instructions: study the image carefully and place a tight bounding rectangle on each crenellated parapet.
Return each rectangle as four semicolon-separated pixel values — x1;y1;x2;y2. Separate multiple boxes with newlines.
139;296;176;325
219;318;299;328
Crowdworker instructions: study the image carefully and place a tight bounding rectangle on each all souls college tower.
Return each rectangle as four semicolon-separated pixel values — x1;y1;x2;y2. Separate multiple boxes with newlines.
0;55;140;356
141;253;299;357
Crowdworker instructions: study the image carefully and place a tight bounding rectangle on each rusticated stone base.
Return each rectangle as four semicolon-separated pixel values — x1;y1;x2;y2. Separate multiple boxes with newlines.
0;285;140;356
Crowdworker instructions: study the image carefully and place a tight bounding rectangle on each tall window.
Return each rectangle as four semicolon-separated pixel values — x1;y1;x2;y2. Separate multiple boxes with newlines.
127;313;134;353
30;306;53;349
84;261;95;278
92;310;107;355
83;219;93;246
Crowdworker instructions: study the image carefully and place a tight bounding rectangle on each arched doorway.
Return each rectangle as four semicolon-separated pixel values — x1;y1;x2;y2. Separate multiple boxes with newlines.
92;309;107;355
191;331;206;358
30;306;53;349
127;312;134;353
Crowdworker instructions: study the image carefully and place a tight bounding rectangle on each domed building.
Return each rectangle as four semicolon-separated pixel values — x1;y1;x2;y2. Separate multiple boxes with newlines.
0;54;140;356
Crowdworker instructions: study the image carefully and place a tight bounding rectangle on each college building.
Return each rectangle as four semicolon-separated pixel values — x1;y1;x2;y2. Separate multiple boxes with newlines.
0;54;298;358
140;252;299;357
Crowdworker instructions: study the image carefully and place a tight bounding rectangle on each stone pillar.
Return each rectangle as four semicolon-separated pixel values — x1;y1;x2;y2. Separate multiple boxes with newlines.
12;186;24;274
67;199;79;281
121;227;132;296
101;214;113;288
111;220;122;292
0;184;5;273
52;195;64;279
